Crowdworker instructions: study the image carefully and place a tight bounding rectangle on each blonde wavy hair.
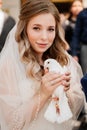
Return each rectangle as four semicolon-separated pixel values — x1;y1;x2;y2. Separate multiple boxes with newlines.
15;0;69;79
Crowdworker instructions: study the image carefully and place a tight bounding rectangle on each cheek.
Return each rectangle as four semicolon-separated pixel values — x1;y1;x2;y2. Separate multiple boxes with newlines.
71;8;75;13
27;26;37;43
77;7;83;12
27;31;37;43
49;33;55;42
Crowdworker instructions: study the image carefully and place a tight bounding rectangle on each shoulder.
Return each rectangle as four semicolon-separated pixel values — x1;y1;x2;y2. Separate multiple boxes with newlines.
78;8;87;18
68;54;81;69
3;12;15;25
0;25;18;55
7;16;15;22
67;54;83;77
5;15;15;25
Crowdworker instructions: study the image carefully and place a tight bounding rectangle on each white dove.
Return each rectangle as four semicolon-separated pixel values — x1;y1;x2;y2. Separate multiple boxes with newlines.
44;58;72;123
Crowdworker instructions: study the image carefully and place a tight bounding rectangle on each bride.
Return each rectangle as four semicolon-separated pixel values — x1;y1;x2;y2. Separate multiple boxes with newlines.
0;0;85;129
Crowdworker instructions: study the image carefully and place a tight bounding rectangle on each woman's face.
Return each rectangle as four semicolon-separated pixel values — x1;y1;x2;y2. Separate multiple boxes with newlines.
71;1;83;17
27;13;56;55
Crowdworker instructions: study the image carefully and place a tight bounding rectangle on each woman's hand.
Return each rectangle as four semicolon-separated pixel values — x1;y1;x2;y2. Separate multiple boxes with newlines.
62;71;71;91
40;69;71;98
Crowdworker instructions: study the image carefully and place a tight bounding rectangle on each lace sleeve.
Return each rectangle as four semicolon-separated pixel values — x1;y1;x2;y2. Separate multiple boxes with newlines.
0;96;34;130
66;56;85;119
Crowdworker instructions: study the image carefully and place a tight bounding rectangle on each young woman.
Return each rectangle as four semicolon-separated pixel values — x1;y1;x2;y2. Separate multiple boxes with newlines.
0;0;85;129
65;0;83;56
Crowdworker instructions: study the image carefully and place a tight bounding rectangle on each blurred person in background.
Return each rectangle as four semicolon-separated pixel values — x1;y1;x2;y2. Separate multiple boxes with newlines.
71;8;87;74
60;13;70;51
0;0;15;52
64;0;83;55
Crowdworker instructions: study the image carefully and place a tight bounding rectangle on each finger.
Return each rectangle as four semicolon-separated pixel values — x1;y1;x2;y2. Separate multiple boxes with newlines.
64;73;71;81
65;71;71;75
62;80;70;91
43;72;62;81
49;76;65;91
64;87;70;91
44;68;49;74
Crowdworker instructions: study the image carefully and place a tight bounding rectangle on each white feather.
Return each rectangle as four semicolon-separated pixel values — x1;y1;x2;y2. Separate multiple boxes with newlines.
44;58;72;123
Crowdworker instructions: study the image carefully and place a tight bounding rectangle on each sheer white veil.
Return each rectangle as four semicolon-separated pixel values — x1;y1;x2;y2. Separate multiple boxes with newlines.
0;24;36;130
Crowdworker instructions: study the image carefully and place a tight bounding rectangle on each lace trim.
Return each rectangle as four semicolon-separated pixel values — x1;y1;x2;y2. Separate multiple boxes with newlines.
8;106;25;130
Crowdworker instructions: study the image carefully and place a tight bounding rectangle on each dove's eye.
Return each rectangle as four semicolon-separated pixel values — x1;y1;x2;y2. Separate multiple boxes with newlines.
47;61;50;64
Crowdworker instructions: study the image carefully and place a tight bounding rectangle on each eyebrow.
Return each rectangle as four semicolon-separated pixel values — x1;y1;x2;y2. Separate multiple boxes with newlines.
33;24;55;28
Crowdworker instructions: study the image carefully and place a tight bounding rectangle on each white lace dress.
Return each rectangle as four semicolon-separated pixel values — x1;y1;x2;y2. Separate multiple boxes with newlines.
0;25;85;130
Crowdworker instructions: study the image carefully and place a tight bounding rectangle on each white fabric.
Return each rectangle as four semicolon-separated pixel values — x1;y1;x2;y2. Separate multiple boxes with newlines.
44;59;73;123
0;25;85;130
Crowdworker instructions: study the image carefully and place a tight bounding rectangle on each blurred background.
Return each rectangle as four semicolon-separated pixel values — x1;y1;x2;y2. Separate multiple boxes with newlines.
2;0;87;22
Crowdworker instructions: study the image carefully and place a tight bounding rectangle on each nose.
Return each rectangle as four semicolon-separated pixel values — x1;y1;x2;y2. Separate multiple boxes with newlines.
41;30;48;41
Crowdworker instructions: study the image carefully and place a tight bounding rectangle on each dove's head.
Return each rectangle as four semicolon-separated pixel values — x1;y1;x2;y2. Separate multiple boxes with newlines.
44;58;61;71
44;58;67;73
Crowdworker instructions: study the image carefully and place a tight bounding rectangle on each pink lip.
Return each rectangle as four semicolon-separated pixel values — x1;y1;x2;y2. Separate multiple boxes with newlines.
38;43;47;48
